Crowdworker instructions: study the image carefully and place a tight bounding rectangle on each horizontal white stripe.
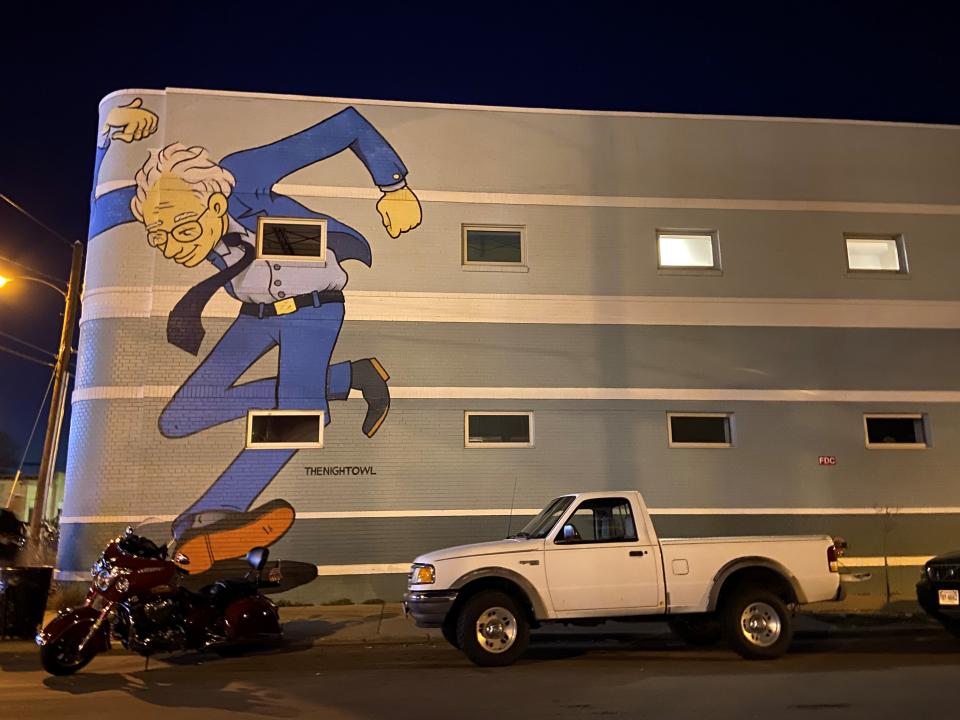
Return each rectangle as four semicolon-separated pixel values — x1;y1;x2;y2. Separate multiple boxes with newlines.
70;384;960;404
93;179;960;216
60;505;960;525
103;86;960;131
54;555;928;582
78;286;960;330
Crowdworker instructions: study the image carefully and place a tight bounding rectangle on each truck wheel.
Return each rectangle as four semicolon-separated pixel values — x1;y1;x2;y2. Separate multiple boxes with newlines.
722;588;793;660
667;617;722;647
455;590;529;667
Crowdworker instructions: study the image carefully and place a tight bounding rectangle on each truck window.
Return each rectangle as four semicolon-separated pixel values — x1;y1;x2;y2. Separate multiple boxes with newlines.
559;498;638;544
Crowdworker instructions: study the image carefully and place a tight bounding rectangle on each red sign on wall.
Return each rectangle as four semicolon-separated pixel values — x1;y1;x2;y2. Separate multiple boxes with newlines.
818;456;838;466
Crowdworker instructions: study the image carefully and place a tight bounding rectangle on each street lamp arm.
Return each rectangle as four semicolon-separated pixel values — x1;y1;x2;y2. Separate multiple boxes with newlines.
12;275;69;299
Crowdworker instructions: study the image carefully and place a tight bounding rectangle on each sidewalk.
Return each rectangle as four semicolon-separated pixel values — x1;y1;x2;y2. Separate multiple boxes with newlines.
274;603;943;646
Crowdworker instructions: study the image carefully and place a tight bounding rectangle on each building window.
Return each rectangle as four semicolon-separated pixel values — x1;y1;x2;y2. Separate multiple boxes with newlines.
667;412;734;448
257;217;327;264
462;225;526;270
247;410;324;449
464;412;534;448
556;497;638;544
864;414;929;449
657;230;721;273
845;234;907;273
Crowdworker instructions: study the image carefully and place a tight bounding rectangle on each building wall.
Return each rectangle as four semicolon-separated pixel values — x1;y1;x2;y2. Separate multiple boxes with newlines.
61;88;960;607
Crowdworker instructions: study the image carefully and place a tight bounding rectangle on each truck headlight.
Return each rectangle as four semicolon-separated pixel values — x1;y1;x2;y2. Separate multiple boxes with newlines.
410;564;435;585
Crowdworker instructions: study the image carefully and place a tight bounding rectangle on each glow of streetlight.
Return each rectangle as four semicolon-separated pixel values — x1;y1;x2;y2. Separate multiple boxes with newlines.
0;275;9;288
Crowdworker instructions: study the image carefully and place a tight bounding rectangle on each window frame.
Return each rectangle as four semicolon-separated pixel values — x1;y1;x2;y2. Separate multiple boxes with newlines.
246;409;325;450
552;496;639;546
256;216;328;266
461;224;528;272
667;412;735;449
656;229;722;275
843;233;908;275
863;412;929;450
463;411;535;449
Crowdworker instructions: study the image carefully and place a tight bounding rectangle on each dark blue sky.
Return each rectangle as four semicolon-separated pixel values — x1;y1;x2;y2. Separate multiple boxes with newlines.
1;5;958;471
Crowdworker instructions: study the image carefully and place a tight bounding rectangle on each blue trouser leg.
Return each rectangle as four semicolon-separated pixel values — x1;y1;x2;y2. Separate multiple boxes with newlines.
172;304;345;539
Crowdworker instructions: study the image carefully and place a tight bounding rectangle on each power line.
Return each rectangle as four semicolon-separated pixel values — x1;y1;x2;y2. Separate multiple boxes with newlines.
0;343;54;368
0;329;56;359
0;192;75;250
0;254;67;285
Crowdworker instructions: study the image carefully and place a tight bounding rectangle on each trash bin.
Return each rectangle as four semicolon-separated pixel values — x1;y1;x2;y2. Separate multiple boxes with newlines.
0;566;53;640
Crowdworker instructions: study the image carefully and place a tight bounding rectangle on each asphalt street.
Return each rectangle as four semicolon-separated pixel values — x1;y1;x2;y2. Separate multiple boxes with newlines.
2;621;959;720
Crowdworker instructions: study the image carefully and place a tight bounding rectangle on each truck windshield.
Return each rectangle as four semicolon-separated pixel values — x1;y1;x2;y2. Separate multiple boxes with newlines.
511;496;574;539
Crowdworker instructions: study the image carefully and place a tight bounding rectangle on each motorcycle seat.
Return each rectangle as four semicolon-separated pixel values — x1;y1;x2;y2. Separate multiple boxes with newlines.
202;578;259;607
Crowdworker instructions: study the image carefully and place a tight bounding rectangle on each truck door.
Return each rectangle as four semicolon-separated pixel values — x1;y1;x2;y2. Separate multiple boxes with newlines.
544;496;661;612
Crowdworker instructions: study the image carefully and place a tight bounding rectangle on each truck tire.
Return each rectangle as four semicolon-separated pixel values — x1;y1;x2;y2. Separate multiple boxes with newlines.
667;616;722;647
441;616;460;648
721;588;793;660
455;590;529;667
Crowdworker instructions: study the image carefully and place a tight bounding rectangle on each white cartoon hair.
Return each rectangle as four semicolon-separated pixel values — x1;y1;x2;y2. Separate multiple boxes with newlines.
130;143;236;221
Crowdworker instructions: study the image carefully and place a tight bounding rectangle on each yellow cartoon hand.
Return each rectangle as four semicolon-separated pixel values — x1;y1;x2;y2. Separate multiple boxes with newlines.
102;98;159;143
376;186;422;238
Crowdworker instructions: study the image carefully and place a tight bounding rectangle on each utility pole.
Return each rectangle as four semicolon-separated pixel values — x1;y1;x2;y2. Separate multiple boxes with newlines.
29;240;83;551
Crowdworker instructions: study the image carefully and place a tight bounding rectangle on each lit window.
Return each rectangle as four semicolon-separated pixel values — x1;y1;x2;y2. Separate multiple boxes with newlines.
462;226;525;267
667;413;734;448
464;412;534;448
247;410;324;449
257;217;327;264
864;414;928;449
657;231;720;271
845;235;906;273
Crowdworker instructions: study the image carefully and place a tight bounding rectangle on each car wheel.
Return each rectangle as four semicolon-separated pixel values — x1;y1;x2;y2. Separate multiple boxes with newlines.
455;590;529;667
722;588;793;660
667;616;722;647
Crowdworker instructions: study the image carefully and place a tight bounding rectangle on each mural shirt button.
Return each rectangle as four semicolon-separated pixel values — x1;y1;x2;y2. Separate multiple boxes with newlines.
278;291;286;298
274;280;282;286
273;264;281;270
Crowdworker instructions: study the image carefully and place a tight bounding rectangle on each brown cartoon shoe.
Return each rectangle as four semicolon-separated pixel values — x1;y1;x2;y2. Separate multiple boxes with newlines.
351;357;390;437
174;499;295;574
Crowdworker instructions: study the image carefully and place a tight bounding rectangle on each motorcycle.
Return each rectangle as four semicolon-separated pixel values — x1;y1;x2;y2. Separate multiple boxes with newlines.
36;525;283;675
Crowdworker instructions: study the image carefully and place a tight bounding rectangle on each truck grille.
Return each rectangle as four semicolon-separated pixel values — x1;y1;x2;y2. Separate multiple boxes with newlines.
927;564;960;582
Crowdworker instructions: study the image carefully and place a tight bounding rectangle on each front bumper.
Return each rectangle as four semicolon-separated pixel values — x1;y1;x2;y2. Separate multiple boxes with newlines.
917;577;960;621
403;590;458;628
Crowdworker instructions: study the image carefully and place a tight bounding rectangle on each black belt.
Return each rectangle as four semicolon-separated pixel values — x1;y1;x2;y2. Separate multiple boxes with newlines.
239;291;345;318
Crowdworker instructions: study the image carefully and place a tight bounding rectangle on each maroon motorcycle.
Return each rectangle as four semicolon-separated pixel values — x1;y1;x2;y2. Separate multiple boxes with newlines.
36;526;282;675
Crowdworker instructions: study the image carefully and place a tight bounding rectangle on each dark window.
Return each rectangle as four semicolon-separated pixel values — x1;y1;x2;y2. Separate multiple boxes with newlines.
669;414;732;446
249;413;322;446
865;416;927;446
466;413;532;445
259;220;326;259
558;498;638;544
464;228;523;264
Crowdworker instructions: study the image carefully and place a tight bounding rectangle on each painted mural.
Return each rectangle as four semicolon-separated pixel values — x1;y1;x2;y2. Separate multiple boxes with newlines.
90;98;422;576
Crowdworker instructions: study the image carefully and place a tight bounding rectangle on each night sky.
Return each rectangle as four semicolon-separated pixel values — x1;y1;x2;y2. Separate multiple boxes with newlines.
1;6;959;472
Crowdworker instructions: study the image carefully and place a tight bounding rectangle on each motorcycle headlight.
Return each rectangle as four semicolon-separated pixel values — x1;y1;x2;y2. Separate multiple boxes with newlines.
94;569;113;592
409;563;435;585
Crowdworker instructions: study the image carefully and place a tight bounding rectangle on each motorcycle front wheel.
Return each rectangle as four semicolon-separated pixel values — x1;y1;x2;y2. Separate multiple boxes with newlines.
40;635;97;676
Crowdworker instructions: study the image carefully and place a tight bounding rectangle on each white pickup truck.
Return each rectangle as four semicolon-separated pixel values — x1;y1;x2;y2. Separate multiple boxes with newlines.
404;491;843;666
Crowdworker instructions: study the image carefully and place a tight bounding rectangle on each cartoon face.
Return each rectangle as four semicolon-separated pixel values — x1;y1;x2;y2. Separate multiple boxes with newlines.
140;174;228;267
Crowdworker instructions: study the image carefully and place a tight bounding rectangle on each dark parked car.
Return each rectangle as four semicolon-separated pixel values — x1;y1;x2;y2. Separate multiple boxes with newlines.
917;551;960;636
0;509;25;564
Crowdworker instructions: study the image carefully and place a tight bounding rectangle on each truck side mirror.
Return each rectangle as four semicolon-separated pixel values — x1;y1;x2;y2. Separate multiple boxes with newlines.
561;524;579;542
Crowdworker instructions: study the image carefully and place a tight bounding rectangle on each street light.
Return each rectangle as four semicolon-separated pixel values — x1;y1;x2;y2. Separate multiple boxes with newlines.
0;243;83;555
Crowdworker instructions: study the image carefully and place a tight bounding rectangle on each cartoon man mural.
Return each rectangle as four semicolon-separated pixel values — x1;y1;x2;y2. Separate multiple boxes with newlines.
91;98;422;573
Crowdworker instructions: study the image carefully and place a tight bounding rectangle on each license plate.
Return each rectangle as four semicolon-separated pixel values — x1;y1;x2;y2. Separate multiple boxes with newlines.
939;589;959;606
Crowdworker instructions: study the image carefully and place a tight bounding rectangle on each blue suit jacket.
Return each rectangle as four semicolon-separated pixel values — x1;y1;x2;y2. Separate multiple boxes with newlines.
88;106;408;267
